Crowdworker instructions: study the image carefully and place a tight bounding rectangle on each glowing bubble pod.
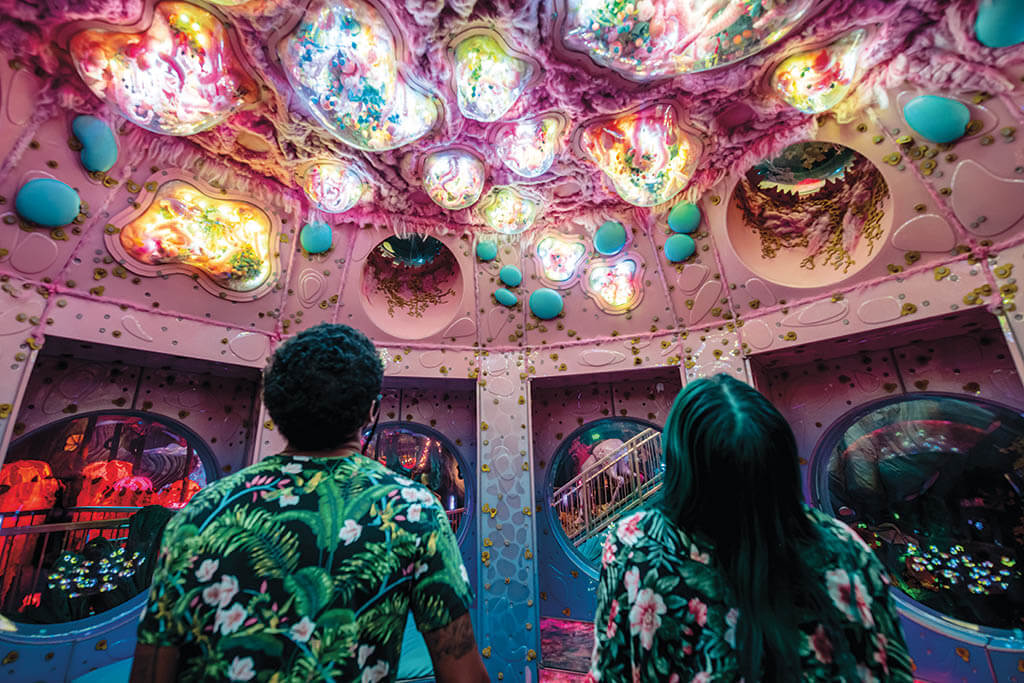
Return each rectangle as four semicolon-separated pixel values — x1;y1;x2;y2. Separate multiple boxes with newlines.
585;256;643;313
772;30;865;114
453;33;535;122
69;1;258;136
535;231;588;286
422;149;486;210
578;103;701;207
278;0;439;151
302;161;364;213
478;186;542;235
494;114;565;178
108;176;278;298
560;0;814;81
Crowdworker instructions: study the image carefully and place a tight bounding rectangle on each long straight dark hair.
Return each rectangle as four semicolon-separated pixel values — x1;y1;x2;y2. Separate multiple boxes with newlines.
658;374;824;680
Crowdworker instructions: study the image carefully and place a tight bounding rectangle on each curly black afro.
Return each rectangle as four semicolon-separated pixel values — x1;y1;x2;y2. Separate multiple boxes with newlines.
263;324;383;451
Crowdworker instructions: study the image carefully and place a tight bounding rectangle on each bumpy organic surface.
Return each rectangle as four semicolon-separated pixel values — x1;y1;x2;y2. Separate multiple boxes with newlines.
561;0;815;81
773;30;865;114
278;0;439;151
116;180;275;292
453;33;533;122
69;1;257;135
578;103;701;206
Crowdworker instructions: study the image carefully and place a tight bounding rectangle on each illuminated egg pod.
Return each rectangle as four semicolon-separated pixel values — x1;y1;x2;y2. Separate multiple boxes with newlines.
452;31;536;122
584;253;644;314
559;0;816;81
302;161;364;214
494;113;567;178
577;102;703;207
478;186;542;235
277;0;439;152
772;30;865;114
422;149;486;210
69;1;259;136
535;231;588;287
105;172;280;300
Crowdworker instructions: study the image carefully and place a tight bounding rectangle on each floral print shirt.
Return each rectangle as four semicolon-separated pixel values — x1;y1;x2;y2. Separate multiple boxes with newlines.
590;507;914;682
137;453;473;682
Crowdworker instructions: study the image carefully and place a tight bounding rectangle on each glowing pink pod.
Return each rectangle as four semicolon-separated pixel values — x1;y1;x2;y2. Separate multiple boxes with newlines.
277;0;439;151
422;149;486;210
69;1;259;136
302;161;364;213
772;30;866;114
577;103;702;207
559;0;815;81
478;186;542;235
107;174;280;299
494;114;566;178
535;231;588;286
584;255;644;313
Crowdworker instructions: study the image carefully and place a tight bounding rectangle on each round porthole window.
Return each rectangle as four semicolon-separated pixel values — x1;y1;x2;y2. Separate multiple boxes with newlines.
545;417;663;571
810;394;1024;633
364;422;471;544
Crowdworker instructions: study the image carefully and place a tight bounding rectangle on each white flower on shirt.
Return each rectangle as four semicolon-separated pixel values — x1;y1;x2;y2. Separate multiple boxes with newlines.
215;603;247;635
624;567;640;604
282;462;303;474
340;519;363;545
357;644;375;668
361;660;390;683
290;616;315;643
615;512;645;546
629;588;666;650
414;562;429;579
407;504;422;523
227;656;256;681
195;558;219;583
459;563;470;585
203;574;238;608
278;491;300;507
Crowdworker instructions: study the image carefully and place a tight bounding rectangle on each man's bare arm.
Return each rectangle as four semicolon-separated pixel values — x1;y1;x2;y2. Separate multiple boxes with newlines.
422;612;491;683
129;643;180;683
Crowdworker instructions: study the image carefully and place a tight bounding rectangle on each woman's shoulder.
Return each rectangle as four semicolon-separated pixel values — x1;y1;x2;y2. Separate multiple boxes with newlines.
803;505;888;574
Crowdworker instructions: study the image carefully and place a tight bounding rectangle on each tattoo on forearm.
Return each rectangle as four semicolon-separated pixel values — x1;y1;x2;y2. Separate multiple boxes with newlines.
424;614;476;660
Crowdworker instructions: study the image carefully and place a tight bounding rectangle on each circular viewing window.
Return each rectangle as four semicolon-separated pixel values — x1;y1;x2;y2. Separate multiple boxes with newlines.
811;395;1024;632
0;411;216;624
728;141;890;288
546;418;662;570
365;422;470;542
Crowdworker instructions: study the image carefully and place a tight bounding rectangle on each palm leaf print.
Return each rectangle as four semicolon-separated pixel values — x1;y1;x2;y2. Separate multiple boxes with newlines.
201;506;300;578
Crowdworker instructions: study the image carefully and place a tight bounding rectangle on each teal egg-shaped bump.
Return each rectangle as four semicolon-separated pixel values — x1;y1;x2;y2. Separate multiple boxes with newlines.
664;234;695;263
529;288;563;320
72;115;118;173
594;220;627;255
903;96;970;144
975;0;1024;48
494;288;518;307
499;264;523;288
476;240;498;261
667;201;701;234
300;220;332;254
15;178;80;227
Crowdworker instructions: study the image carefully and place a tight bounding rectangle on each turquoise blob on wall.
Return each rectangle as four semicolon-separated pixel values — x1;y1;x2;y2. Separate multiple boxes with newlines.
594;220;627;255
903;95;970;144
494;288;518;307
300;220;333;254
529;288;563;319
667;202;701;234
664;234;695;262
15;178;80;227
499;264;523;287
975;0;1024;48
476;240;498;261
72;115;118;173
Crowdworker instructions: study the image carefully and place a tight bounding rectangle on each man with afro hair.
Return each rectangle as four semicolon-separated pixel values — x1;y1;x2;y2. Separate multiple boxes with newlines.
132;324;489;683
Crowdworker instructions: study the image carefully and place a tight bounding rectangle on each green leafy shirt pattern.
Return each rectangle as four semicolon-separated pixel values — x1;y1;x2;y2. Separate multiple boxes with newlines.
590;507;915;682
137;453;473;682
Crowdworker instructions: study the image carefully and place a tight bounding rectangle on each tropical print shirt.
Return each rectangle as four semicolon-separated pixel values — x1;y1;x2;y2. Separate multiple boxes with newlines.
137;452;473;682
590;507;914;682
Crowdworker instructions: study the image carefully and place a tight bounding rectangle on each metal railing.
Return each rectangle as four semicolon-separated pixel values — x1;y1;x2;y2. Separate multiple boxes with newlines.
0;507;140;615
552;429;664;548
446;507;465;535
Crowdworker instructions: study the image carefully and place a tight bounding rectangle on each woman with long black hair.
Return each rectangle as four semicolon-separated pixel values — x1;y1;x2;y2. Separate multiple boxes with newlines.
589;374;913;681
